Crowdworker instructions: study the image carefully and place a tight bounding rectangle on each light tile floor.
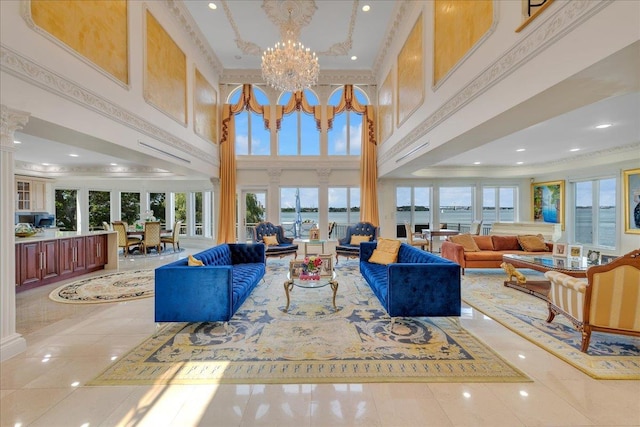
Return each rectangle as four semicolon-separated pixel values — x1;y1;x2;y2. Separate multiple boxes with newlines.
2;241;639;427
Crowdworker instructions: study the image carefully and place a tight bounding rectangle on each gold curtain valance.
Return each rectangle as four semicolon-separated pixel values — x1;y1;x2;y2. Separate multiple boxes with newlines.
275;90;322;131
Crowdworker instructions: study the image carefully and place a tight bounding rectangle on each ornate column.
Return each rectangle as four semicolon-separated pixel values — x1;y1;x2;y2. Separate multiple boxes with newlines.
0;105;29;361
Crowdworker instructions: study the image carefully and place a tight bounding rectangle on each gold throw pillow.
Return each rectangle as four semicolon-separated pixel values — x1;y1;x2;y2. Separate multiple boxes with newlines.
350;235;371;245
188;254;204;266
517;234;548;252
369;237;401;265
263;235;279;246
449;234;480;252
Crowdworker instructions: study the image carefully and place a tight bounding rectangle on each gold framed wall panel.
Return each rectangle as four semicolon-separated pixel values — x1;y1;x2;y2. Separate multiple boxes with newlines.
397;14;424;128
433;0;493;86
30;0;128;85
378;69;393;144
144;9;187;125
194;68;218;144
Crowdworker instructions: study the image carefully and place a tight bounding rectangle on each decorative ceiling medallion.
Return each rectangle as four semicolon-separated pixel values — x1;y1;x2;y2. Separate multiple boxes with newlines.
261;0;317;30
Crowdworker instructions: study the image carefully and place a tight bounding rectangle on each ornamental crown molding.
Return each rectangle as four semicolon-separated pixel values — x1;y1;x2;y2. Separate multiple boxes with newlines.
165;0;224;75
371;0;409;80
14;160;176;178
379;0;612;166
0;44;217;167
221;69;375;86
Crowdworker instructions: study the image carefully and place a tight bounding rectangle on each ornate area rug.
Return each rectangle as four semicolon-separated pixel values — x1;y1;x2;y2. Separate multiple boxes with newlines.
462;270;640;380
49;270;154;304
88;262;529;385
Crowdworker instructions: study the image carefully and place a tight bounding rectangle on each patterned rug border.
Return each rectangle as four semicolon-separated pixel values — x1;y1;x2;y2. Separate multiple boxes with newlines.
49;270;154;304
87;318;531;386
461;270;640;380
88;263;531;386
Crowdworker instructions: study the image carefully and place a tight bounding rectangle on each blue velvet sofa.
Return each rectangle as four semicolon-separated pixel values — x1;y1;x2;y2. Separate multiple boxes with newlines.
155;243;266;323
253;221;298;259
335;222;379;263
359;241;461;318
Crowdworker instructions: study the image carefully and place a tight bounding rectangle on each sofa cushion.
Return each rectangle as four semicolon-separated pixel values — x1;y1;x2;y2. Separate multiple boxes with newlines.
350;235;371;245
263;235;279;246
369;238;401;265
492;235;521;251
188;254;204;266
474;235;494;250
449;234;480;252
517;234;548;252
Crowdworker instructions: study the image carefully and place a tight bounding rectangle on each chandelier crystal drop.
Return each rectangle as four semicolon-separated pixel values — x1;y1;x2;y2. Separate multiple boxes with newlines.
261;10;319;92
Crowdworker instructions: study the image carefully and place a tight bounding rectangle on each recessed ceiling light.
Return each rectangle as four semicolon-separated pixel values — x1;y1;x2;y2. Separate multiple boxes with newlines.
595;123;612;129
208;2;217;10
516;148;525;152
570;148;580;152
110;163;117;166
516;161;524;165
42;163;50;166
362;5;371;12
13;140;21;144
473;161;481;165
351;55;357;61
69;153;79;157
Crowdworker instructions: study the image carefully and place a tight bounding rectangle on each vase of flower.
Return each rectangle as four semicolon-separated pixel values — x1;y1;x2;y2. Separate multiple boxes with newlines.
300;256;322;280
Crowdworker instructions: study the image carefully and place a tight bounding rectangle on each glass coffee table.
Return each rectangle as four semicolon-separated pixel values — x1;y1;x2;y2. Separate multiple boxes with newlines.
284;271;338;312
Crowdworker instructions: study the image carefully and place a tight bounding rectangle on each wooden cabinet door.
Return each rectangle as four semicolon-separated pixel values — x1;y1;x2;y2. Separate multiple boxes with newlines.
32;180;46;211
73;237;87;273
41;240;59;281
15;244;21;287
19;241;41;286
58;238;74;277
88;234;108;267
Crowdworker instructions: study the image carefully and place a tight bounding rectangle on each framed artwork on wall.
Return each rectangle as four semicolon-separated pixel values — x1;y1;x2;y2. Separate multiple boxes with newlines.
623;168;640;234
531;180;565;230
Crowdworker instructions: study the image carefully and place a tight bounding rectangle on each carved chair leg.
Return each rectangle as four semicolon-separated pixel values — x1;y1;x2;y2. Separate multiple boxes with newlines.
580;326;592;353
546;306;556;323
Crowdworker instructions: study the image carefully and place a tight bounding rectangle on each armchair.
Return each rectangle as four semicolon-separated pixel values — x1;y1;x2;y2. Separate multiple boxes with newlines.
335;222;379;263
253;221;298;259
404;222;429;250
544;249;640;353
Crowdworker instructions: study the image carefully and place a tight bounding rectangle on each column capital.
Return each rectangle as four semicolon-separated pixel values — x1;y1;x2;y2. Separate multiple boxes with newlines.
0;105;30;144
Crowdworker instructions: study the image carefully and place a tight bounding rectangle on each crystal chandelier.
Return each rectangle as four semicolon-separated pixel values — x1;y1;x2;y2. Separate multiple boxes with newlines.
261;9;319;92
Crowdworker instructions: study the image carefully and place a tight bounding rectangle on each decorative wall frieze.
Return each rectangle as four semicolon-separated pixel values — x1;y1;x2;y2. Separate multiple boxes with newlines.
0;44;217;167
371;0;410;79
267;168;282;183
14;160;175;178
379;0;611;166
316;168;331;183
164;0;224;75
221;68;376;86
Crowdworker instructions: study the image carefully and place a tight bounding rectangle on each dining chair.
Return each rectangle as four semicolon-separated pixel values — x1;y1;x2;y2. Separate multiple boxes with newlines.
404;222;429;250
102;221;112;231
469;220;483;235
112;221;141;257
161;220;182;252
141;221;162;255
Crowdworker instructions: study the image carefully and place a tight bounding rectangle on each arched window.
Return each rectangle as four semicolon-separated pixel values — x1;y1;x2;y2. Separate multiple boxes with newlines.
229;86;270;155
327;86;368;156
278;89;320;156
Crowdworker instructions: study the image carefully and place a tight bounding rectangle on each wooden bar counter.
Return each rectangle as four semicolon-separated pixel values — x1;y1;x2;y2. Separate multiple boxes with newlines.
14;230;118;291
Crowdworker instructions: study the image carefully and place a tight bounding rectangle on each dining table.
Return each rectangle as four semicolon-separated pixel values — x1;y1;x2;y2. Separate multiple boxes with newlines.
422;229;460;253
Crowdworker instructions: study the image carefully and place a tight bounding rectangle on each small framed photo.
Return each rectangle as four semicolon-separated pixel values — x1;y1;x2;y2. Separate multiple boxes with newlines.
319;254;333;277
568;245;583;258
571;258;581;268
552;242;567;257
309;228;320;240
555;257;566;268
600;254;618;264
289;260;305;279
587;250;601;265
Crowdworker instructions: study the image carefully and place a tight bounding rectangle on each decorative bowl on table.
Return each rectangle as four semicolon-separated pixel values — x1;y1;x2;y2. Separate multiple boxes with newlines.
15;223;37;238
